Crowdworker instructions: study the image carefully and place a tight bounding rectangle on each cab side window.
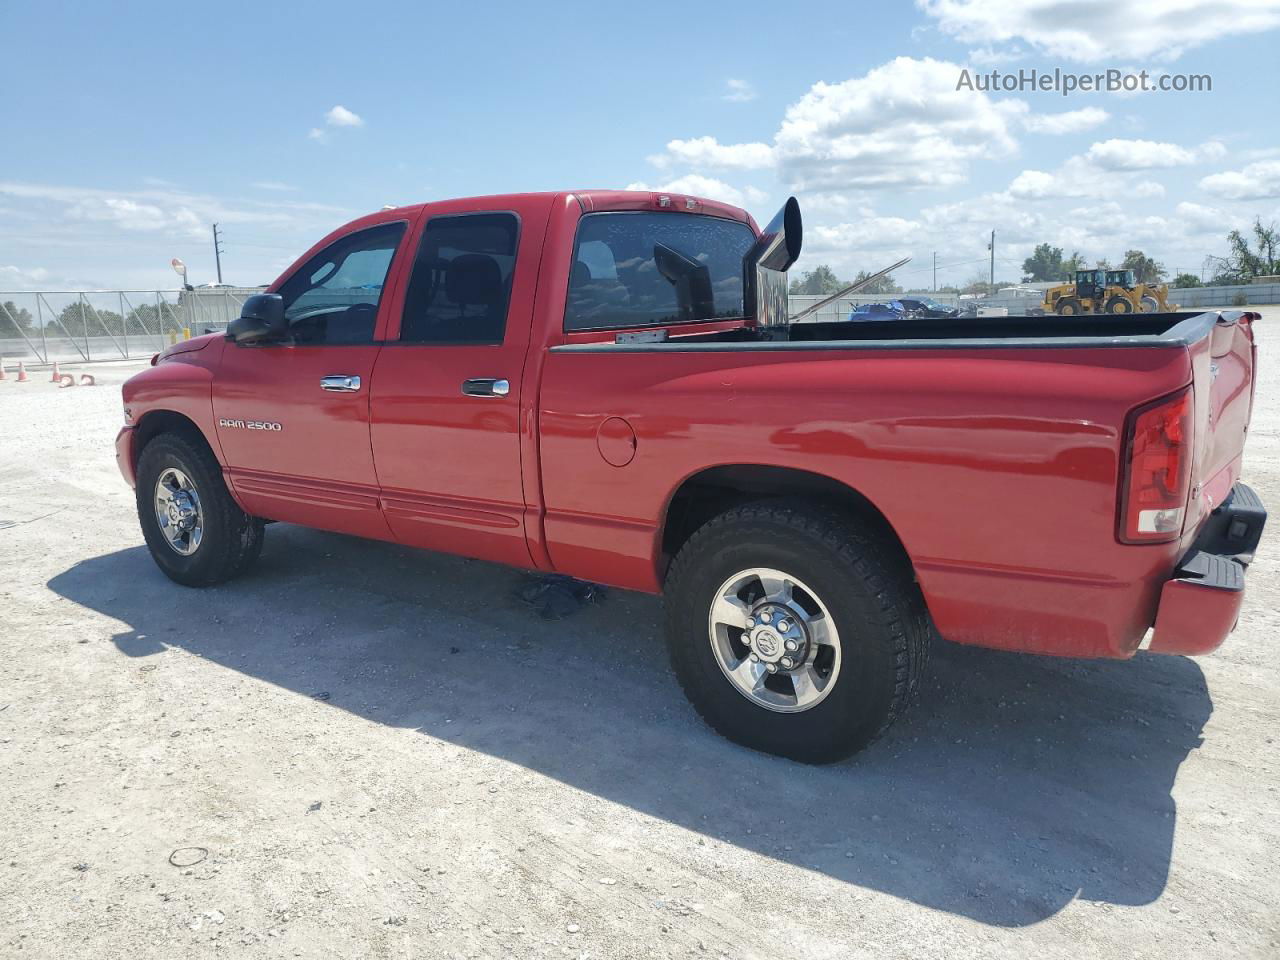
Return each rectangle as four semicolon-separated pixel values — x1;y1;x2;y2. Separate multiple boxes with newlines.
399;213;519;344
277;222;406;345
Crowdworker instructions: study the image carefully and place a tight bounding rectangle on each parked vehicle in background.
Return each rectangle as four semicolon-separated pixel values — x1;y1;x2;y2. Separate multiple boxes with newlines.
847;300;908;322
897;296;959;319
848;297;959;321
116;190;1265;763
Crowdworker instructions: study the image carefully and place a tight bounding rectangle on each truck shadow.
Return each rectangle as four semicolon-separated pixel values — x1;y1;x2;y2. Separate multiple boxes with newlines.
48;526;1213;928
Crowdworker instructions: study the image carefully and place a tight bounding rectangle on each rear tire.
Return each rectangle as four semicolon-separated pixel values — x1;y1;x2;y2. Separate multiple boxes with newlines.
135;432;264;587
663;500;930;763
1055;298;1082;316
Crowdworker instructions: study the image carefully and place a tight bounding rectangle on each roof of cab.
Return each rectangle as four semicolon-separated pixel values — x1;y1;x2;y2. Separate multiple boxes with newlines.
374;190;753;225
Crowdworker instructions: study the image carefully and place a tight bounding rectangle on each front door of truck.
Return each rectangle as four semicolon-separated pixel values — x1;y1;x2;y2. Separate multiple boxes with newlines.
213;218;411;539
369;198;551;568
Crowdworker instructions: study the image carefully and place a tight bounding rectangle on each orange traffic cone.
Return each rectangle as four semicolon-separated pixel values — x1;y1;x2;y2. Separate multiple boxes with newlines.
0;356;7;380
16;361;29;383
50;361;62;382
79;374;95;386
58;374;75;388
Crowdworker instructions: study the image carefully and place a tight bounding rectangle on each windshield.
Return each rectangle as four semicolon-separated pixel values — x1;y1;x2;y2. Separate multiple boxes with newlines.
564;212;755;331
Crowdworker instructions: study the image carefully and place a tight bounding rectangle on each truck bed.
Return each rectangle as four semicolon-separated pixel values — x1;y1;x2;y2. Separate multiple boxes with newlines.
542;309;1256;658
557;311;1217;352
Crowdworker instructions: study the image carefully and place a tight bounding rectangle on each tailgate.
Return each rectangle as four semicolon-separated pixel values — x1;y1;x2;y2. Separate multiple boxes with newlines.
1189;311;1257;531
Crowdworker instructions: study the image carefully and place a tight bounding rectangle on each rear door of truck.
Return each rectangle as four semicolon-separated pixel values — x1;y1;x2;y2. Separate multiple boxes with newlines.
367;195;554;569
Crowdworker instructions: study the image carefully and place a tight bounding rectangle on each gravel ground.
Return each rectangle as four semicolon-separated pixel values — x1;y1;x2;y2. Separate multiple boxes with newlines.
1;321;1277;959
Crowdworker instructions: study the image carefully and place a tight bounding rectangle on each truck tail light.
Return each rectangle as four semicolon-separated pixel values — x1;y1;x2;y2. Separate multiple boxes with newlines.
1118;387;1193;544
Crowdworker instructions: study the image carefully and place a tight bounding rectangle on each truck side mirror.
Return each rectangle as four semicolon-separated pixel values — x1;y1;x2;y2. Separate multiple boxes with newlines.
743;197;802;329
227;294;285;343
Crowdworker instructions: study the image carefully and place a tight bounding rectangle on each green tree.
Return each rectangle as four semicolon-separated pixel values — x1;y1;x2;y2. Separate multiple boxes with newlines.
1172;273;1202;288
1224;218;1280;279
1021;243;1083;282
789;264;846;295
1120;249;1165;284
0;300;33;334
56;302;128;337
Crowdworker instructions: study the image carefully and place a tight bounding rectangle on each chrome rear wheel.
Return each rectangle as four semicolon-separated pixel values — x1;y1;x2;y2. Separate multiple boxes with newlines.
708;567;842;713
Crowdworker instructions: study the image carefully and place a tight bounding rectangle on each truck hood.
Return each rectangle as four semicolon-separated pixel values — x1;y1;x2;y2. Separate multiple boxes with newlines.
155;332;220;363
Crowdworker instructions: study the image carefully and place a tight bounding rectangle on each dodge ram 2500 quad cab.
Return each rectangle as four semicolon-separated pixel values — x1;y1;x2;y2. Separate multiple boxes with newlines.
117;191;1266;762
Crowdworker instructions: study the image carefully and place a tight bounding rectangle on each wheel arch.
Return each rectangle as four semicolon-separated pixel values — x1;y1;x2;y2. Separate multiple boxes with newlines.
658;464;914;586
132;410;216;470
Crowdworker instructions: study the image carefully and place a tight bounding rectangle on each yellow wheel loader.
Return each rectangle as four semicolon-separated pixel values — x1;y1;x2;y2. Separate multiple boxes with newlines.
1042;269;1179;316
1105;269;1178;313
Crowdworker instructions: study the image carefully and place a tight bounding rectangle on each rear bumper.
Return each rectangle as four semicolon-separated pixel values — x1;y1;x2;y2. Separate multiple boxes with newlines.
115;426;137;489
1148;482;1266;655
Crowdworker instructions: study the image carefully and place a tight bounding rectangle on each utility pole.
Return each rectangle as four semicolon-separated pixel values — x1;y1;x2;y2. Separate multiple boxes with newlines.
932;252;937;292
988;229;995;294
212;223;225;284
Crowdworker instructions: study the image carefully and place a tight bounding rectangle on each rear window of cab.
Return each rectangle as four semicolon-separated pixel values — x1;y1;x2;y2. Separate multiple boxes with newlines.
564;212;755;331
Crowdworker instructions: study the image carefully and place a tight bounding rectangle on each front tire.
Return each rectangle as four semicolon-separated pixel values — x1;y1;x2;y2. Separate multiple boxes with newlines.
135;432;264;587
1104;295;1133;314
663;501;929;763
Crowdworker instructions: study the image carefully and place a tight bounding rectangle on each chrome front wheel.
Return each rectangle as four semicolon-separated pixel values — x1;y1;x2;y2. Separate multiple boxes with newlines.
708;567;842;713
153;467;204;556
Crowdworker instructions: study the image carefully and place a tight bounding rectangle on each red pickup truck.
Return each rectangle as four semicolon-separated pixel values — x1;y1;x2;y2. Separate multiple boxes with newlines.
116;190;1265;762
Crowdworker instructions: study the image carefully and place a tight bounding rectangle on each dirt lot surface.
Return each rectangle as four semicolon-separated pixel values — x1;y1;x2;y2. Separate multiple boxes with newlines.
1;321;1277;959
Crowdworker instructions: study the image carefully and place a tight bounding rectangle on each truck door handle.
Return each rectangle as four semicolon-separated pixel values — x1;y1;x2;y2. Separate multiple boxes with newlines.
320;375;362;393
461;378;510;397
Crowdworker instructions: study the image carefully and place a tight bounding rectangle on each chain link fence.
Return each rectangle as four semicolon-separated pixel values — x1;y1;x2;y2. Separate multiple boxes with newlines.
0;288;261;364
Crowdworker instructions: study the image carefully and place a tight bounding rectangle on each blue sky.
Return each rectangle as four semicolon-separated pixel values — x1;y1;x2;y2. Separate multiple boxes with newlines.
2;0;1279;291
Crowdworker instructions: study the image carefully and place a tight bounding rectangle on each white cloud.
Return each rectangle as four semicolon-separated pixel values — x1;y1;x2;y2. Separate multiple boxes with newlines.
651;58;1028;193
0;180;347;245
325;105;364;128
1020;107;1109;135
1007;158;1100;200
1175;201;1243;231
1085;138;1225;171
651;136;774;171
918;0;1280;63
1199;159;1280;200
722;79;756;102
0;264;55;290
309;105;364;142
807;216;922;254
773;58;1023;191
623;174;756;208
1006;138;1228;201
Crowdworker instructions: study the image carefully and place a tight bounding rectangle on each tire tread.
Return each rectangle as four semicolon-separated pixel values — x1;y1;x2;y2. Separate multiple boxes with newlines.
663;499;930;761
135;432;263;587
